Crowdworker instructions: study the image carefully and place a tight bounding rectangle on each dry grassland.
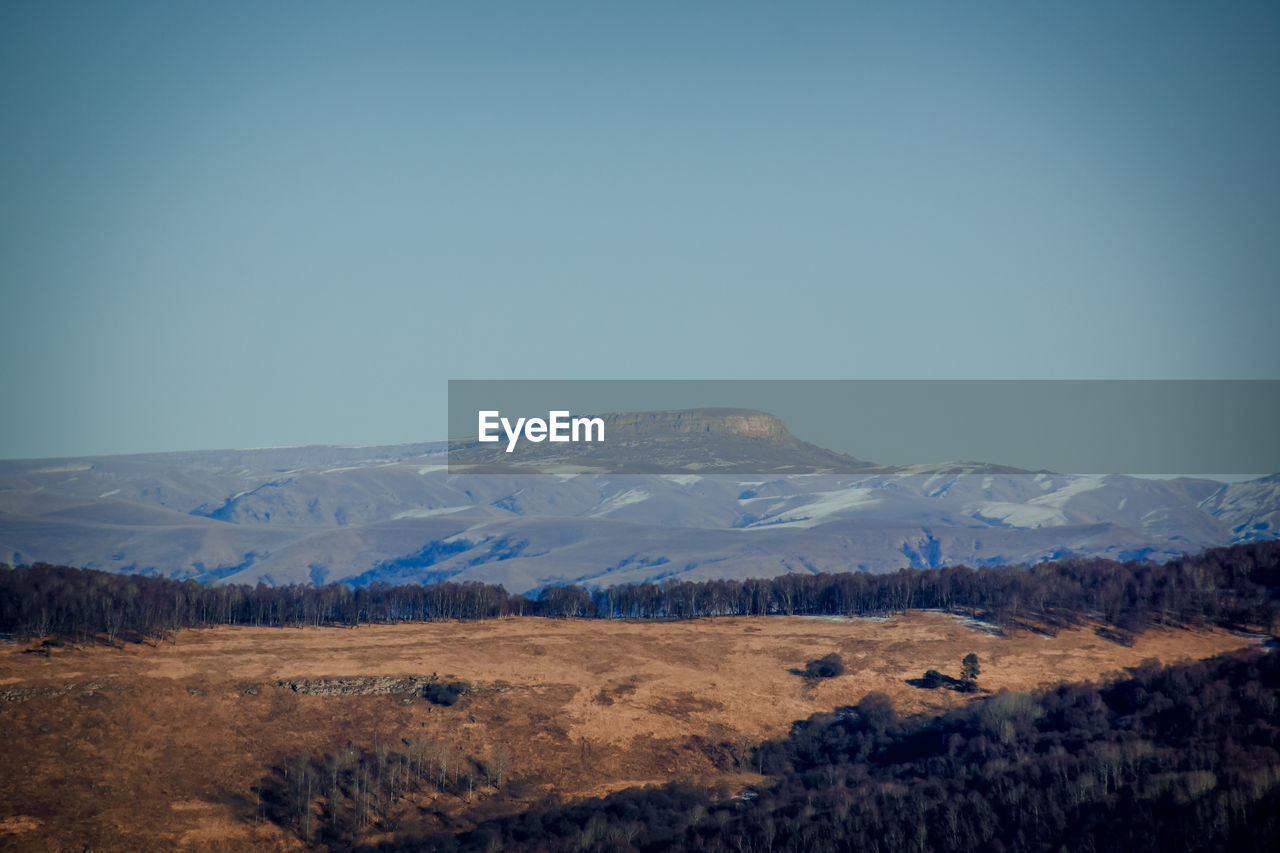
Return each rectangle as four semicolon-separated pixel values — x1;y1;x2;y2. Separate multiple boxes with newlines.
0;612;1257;851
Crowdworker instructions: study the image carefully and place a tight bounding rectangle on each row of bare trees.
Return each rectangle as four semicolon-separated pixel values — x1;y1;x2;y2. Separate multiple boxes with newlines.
263;737;511;844
1;540;1276;645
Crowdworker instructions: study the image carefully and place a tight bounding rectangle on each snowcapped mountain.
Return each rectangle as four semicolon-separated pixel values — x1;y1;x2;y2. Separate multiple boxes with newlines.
0;411;1274;593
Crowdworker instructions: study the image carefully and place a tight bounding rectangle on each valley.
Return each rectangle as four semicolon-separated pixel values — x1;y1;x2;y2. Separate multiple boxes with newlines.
0;612;1257;851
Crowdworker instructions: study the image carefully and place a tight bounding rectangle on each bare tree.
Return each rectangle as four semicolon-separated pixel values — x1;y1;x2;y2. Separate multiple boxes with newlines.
961;653;980;691
483;745;510;788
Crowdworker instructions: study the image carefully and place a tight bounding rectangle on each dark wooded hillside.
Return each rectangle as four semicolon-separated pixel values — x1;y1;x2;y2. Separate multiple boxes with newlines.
370;647;1280;852
2;540;1277;645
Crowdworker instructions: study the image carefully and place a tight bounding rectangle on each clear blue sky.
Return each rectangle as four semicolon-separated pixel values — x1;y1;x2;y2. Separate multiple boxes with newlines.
2;1;1278;459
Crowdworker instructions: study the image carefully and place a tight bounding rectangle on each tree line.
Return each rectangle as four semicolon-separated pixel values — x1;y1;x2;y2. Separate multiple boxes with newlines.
367;647;1280;852
1;540;1277;645
260;736;509;846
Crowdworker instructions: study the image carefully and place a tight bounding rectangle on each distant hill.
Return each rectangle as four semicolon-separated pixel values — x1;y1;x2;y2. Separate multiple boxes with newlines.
448;408;880;474
1;410;1276;592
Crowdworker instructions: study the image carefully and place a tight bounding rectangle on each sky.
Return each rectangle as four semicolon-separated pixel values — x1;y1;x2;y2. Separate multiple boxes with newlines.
2;1;1278;459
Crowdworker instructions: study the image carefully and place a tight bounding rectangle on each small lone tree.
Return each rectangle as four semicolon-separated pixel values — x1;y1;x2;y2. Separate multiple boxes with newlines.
921;669;946;688
960;652;980;691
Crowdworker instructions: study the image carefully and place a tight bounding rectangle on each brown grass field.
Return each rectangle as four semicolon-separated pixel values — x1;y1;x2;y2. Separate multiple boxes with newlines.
0;613;1259;851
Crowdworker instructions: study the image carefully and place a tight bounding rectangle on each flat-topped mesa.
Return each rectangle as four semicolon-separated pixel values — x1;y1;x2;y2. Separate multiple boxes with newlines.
449;407;876;473
600;408;793;441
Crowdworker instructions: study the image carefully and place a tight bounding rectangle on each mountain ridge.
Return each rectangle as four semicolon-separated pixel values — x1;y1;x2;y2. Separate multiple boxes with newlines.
1;409;1276;592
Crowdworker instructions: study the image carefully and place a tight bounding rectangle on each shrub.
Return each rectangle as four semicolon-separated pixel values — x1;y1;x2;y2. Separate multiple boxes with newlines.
803;653;845;679
424;680;472;706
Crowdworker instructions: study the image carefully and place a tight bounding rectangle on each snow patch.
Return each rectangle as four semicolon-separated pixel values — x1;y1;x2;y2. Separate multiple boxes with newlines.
588;489;652;517
949;612;1003;635
743;487;878;529
1029;476;1105;509
972;501;1066;528
801;614;890;623
98;489;121;498
971;478;1103;528
392;506;469;520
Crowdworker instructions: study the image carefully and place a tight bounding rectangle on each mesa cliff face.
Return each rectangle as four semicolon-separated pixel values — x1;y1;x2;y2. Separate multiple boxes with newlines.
600;409;792;441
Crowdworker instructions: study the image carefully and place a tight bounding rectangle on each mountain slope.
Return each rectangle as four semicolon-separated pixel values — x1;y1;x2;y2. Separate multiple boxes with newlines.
1;411;1275;592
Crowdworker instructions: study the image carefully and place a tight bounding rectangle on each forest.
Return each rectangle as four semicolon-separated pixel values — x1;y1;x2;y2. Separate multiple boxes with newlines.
365;647;1280;852
4;544;1278;850
260;734;505;846
1;540;1277;645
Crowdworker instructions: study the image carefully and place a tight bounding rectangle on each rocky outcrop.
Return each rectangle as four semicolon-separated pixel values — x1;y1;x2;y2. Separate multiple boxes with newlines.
2;681;107;702
275;675;440;696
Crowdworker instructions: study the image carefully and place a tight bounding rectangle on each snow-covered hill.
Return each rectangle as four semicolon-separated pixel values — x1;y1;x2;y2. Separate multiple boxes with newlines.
1;414;1274;593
